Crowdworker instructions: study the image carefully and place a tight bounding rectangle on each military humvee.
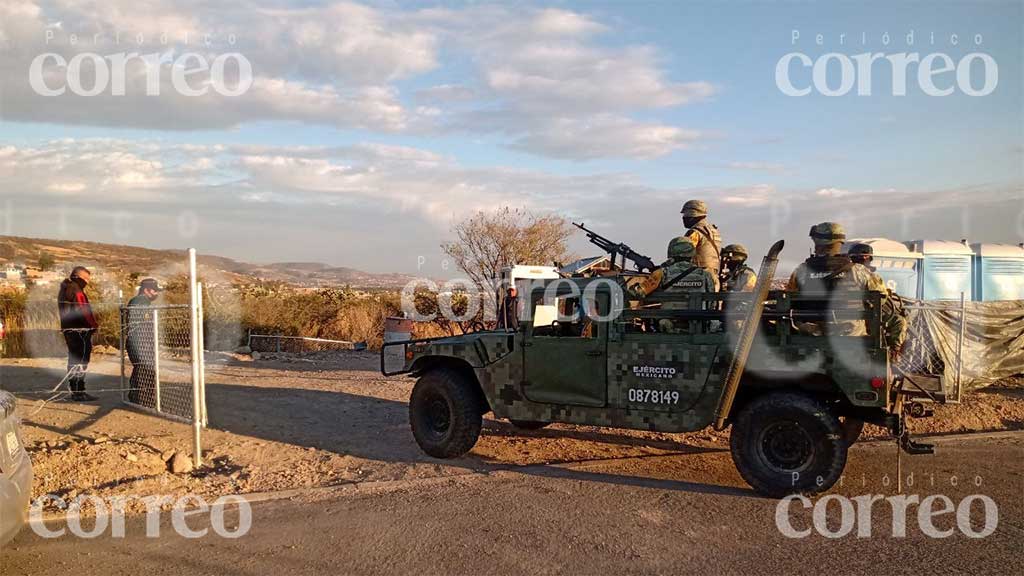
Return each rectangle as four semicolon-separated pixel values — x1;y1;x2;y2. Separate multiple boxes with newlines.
382;272;938;498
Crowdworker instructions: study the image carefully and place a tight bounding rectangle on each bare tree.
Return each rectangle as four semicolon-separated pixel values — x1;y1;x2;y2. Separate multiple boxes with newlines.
441;207;573;314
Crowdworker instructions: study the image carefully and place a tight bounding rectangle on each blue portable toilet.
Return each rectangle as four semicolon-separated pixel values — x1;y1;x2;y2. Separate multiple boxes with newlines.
907;240;974;300
970;243;1024;301
842;238;923;299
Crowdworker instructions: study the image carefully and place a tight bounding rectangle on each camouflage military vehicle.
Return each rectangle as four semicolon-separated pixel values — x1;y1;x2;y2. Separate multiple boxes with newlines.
382;250;937;498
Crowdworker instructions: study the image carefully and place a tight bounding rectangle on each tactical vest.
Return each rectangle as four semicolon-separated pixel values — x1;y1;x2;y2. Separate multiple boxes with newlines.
660;261;714;310
689;221;722;275
793;256;857;293
723;264;756;292
791;255;873;337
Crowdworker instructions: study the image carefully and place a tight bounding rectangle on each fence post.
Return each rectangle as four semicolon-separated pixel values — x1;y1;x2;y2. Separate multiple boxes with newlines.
956;291;966;403
188;248;202;468
152;308;161;412
197;282;207;427
119;304;126;403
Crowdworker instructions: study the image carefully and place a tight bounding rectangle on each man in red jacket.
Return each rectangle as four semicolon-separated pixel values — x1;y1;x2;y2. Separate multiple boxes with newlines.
57;266;99;401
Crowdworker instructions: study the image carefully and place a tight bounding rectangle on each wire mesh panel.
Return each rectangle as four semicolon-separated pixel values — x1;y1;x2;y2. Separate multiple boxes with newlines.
896;299;968;403
121;304;196;421
248;334;358;354
896;305;945;377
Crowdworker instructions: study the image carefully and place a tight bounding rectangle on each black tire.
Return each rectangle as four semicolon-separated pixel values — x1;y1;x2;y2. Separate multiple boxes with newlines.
730;392;847;498
409;369;483;459
509;420;549;431
840;417;865;445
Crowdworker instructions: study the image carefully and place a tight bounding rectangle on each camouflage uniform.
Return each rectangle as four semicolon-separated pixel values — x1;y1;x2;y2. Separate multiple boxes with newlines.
849;243;908;351
720;244;757;293
786;223;888;336
680;200;722;290
719;244;757;332
631;238;716;333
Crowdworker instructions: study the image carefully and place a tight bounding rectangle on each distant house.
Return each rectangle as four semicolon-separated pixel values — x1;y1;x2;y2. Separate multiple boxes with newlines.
559;256;614;277
24;267;62;287
0;264;26;291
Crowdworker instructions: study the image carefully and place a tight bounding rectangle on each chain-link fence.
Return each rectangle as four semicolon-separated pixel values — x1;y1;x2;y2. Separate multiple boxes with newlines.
248;333;361;354
896;297;967;403
120;304;198;422
1;250;207;467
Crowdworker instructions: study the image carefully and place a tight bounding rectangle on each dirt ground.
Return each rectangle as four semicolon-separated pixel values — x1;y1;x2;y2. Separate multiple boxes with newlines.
2;351;1021;514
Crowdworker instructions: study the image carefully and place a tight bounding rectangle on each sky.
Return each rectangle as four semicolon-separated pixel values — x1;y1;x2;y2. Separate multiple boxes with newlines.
1;0;1021;276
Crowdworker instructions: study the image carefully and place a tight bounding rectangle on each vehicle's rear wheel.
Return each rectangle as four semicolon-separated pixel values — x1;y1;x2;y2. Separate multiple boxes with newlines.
840;417;865;444
509;420;548;430
409;368;483;459
730;392;847;498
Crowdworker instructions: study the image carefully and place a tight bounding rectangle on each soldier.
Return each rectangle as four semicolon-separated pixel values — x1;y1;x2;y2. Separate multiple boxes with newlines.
848;243;876;270
848;243;909;354
680;199;722;290
720;244;757;292
786;223;886;336
630;237;716;333
719;244;758;333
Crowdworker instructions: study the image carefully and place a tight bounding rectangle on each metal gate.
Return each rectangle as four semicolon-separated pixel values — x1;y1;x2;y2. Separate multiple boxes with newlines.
897;293;968;404
118;249;207;466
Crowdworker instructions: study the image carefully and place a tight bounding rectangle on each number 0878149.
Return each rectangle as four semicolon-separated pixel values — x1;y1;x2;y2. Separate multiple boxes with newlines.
627;389;680;404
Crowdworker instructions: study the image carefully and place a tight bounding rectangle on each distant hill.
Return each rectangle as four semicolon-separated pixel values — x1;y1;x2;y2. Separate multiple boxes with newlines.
0;235;418;289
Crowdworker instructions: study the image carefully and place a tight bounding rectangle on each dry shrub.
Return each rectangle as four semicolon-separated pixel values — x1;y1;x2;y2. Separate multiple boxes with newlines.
2;281;458;357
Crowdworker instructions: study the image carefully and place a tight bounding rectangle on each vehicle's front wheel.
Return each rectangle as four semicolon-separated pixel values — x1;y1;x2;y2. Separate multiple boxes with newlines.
409;369;483;459
730;392;847;498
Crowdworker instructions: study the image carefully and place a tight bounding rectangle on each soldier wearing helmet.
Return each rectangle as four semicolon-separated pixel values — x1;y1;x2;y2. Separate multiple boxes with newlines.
848;243;875;271
786;223;887;336
629;237;716;333
720;243;757;292
847;242;909;353
680;199;722;290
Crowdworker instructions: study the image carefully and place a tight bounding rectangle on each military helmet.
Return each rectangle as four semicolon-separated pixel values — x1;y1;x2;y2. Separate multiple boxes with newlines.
849;243;873;256
721;243;749;263
809;222;846;246
667;236;696;260
680;199;708;218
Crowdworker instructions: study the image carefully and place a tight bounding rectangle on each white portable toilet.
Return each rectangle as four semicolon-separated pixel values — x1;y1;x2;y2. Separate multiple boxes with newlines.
970;243;1024;301
843;238;923;299
906;240;974;301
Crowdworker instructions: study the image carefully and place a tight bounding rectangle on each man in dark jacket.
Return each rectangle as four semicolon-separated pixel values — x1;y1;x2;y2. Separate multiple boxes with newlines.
125;278;162;404
57;266;99;401
498;286;519;330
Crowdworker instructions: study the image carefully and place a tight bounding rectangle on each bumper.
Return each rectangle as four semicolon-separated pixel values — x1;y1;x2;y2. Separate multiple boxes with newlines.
0;457;34;548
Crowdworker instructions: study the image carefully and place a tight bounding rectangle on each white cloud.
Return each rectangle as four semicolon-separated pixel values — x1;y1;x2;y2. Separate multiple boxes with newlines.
718;184;779;206
0;1;713;160
727;161;789;174
0;138;649;224
0;1;436;131
815;187;852;198
3;139;1020;274
0;139;182;202
423;5;715;159
510;115;704;160
531;8;607;36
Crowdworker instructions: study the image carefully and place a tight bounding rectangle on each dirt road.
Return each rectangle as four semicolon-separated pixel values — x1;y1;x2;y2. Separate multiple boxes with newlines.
4;433;1022;575
4;353;1022;512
